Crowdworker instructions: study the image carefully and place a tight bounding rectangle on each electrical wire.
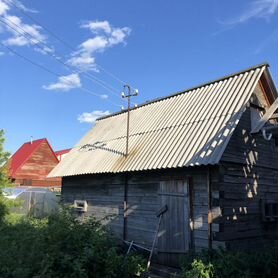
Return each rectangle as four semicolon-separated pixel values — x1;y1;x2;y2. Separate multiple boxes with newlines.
0;15;122;99
0;41;122;107
6;0;136;90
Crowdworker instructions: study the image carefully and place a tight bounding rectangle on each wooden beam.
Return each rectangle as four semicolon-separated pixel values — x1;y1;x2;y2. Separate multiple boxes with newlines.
270;113;278;120
188;177;194;251
264;125;278;132
250;102;265;111
207;167;212;250
123;174;128;240
251;98;278;133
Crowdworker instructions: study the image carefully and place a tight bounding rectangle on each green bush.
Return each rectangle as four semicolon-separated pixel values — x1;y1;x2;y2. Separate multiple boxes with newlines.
0;132;145;277
183;259;214;278
182;245;278;278
0;209;146;278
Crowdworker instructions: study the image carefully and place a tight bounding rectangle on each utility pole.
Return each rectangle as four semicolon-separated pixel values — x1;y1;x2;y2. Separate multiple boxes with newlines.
121;85;138;157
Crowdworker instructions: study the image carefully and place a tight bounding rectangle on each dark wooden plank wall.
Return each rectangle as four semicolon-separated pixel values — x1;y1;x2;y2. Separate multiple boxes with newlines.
217;103;278;250
62;174;125;238
125;174;160;246
62;168;213;252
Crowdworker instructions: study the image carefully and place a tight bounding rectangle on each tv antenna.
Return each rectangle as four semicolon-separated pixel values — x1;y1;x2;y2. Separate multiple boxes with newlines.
121;85;138;157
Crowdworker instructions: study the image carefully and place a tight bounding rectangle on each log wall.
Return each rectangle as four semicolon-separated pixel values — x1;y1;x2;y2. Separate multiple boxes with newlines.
61;108;278;254
62;167;214;255
217;106;278;250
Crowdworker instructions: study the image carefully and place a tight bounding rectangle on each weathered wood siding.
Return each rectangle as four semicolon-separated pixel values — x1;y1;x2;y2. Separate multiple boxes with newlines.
125;174;159;246
14;141;61;185
62;174;125;238
158;179;189;266
217;105;278;250
62;168;213;256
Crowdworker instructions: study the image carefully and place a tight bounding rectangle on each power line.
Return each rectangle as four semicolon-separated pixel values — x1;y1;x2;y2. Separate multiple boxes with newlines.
0;15;123;99
6;0;77;52
6;0;136;90
0;42;122;107
0;41;59;76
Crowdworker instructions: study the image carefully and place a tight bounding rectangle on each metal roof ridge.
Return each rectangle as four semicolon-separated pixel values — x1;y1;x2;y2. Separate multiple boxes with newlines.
97;62;269;121
55;148;71;154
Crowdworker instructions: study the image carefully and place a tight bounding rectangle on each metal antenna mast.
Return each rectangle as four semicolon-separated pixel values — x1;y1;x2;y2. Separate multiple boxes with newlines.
121;85;138;157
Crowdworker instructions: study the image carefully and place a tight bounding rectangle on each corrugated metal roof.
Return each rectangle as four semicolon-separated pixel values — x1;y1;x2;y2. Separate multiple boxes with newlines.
55;149;71;156
49;64;267;177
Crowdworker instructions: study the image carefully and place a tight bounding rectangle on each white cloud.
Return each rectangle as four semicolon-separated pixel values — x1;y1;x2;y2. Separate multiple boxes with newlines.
222;0;278;25
34;45;54;55
67;53;97;71
109;27;131;45
6;0;38;13
0;51;4;56
0;0;9;15
100;94;108;99
4;35;26;46
68;20;131;71
43;73;81;92
2;15;47;46
82;20;112;34
80;36;108;53
0;1;50;53
78;110;110;124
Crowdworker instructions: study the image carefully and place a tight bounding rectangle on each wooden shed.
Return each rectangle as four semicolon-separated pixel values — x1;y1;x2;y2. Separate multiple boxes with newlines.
49;63;278;266
9;138;61;187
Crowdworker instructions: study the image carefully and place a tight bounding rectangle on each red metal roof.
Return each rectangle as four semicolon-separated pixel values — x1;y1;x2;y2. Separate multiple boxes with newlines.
55;149;71;156
9;138;58;178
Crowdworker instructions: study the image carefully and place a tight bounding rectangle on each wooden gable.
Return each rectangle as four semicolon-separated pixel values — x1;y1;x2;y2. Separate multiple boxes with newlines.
14;140;59;180
10;139;61;187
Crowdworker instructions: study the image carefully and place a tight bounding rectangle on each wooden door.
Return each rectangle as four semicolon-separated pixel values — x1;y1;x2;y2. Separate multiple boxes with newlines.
158;179;190;266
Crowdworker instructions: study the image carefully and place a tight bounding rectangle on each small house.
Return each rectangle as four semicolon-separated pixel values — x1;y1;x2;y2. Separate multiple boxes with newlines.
9;138;61;188
49;63;278;266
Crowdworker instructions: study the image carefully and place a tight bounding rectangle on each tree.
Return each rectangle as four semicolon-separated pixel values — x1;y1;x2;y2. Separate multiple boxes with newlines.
0;129;12;187
0;129;12;223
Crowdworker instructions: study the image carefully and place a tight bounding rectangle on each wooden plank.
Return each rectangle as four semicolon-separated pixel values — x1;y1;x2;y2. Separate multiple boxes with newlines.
251;97;278;133
270;113;278;119
158;179;190;266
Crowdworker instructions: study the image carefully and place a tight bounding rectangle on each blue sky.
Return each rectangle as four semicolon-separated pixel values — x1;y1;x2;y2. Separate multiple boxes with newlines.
0;0;278;153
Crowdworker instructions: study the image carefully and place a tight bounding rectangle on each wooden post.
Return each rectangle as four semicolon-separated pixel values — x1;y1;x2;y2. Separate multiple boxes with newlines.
126;95;131;157
121;85;138;157
123;174;128;240
207;167;213;250
188;176;195;251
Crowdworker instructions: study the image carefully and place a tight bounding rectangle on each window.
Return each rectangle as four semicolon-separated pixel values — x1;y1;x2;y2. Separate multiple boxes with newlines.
261;200;278;222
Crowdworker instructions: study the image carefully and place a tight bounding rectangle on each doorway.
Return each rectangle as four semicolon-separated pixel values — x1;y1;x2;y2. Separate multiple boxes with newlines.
158;178;190;266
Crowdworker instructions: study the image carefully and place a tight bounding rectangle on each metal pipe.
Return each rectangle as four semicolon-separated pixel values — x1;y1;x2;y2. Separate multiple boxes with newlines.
123;240;151;252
